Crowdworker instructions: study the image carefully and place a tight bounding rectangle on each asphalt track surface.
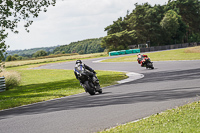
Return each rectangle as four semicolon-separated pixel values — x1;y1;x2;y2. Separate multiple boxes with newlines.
1;54;200;133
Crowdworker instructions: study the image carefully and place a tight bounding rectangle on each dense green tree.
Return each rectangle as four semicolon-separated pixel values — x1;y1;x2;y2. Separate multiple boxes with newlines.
32;50;47;57
102;0;200;51
167;0;200;33
13;54;19;58
78;50;84;55
17;56;23;60
101;30;137;52
128;3;152;44
11;56;17;61
5;55;12;61
160;10;187;44
166;0;200;42
160;10;180;43
105;17;128;35
188;33;200;43
0;0;56;66
5;55;16;61
53;38;104;54
54;51;60;55
143;5;166;46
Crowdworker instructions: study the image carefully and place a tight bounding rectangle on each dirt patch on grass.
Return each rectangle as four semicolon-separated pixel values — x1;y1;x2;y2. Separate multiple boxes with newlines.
184;46;200;53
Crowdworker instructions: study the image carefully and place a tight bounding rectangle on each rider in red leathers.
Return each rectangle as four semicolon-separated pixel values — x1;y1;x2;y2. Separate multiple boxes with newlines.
137;54;148;67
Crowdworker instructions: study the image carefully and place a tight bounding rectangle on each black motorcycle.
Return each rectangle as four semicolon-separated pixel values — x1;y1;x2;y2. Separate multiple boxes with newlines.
144;58;154;69
78;72;102;95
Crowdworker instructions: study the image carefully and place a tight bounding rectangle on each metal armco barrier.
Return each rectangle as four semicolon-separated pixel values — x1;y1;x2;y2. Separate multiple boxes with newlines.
0;76;6;92
140;42;200;52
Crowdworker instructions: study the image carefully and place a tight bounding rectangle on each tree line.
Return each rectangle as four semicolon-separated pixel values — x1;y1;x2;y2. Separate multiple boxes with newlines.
7;46;58;57
101;0;200;52
6;50;48;61
5;38;105;61
53;38;104;55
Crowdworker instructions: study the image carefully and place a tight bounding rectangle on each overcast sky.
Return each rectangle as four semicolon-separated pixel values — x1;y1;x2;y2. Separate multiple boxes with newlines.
5;0;168;50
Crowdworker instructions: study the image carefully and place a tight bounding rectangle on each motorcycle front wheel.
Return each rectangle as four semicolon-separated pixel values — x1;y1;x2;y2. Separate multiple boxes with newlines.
84;81;95;95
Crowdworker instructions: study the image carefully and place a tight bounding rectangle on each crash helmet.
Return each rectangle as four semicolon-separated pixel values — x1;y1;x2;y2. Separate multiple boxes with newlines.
137;53;141;58
76;60;82;64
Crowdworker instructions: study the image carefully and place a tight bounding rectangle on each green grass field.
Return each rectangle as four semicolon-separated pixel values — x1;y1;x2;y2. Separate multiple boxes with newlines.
99;101;200;133
0;66;127;110
102;46;200;62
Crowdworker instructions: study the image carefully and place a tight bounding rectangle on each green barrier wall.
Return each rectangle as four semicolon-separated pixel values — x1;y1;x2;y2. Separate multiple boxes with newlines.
109;51;119;56
119;50;126;55
131;49;140;53
125;50;132;54
109;49;140;56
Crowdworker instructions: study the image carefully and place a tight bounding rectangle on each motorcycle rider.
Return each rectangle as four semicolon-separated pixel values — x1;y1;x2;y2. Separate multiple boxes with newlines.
74;60;101;90
137;53;148;67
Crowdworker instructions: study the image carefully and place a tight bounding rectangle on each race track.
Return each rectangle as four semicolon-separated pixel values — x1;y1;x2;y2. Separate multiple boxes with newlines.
1;54;200;133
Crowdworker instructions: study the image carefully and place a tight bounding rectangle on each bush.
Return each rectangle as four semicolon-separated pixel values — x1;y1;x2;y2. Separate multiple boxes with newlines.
6;55;12;61
78;50;84;54
0;71;21;90
32;50;47;57
6;55;17;61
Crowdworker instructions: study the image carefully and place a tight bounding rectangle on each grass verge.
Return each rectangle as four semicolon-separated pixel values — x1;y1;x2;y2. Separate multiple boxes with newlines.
102;46;200;62
0;67;127;110
5;52;107;68
99;101;200;133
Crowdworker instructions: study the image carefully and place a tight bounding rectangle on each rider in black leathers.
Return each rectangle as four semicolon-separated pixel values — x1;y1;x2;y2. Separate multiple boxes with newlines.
74;60;100;88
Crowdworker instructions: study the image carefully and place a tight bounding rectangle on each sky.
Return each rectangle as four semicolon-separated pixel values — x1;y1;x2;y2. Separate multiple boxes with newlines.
5;0;168;50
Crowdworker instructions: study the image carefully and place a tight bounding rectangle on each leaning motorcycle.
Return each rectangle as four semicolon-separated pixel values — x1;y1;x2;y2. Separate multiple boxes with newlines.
144;58;154;69
78;72;102;95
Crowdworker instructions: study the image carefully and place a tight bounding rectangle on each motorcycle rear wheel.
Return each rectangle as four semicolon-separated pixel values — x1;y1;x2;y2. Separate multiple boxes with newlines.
146;63;154;69
96;84;102;94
